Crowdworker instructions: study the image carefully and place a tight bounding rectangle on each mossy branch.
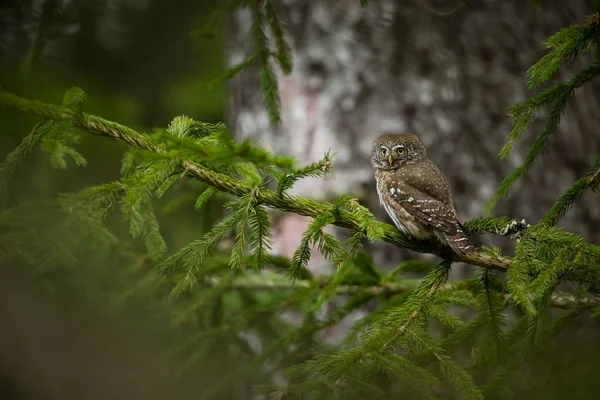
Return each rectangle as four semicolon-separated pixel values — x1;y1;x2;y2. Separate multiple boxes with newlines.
0;90;512;272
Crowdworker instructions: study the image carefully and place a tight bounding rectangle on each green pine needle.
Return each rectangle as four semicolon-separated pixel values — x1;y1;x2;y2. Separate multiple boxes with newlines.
229;189;259;269
526;24;597;89
312;230;370;310
287;230;312;283
0;121;50;204
195;186;218;210
192;0;244;39
507;235;537;315
167;115;210;138
487;62;600;211
57;181;124;248
41;120;87;169
373;352;440;398
277;151;334;194
265;0;292;74
355;260;452;362
249;202;273;269
287;212;339;282
120;160;174;260
158;212;237;295
407;330;483;400
208;54;257;89
539;155;600;226
528;249;566;298
462;216;513;236
62;86;86;111
461;268;507;368
251;0;282;125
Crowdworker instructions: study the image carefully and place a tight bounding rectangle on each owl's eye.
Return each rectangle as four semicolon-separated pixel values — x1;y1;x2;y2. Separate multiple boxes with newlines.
397;148;405;155
379;148;387;156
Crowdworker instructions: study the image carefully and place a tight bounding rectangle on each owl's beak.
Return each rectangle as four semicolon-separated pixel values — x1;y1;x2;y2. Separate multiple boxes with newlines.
388;155;393;165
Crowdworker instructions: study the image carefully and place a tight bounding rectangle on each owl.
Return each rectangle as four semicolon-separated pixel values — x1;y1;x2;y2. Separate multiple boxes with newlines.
371;133;475;255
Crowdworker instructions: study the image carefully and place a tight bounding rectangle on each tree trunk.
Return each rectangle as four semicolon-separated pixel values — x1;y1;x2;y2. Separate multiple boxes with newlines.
227;0;600;279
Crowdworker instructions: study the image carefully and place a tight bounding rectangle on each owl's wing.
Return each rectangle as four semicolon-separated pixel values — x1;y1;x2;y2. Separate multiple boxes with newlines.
398;194;458;234
391;162;459;235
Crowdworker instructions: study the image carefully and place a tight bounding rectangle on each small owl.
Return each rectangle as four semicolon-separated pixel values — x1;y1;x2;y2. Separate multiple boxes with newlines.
371;133;475;255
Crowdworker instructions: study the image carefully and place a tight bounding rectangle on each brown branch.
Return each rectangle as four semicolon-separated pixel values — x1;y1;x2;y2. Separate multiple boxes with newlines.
202;274;600;309
0;90;511;271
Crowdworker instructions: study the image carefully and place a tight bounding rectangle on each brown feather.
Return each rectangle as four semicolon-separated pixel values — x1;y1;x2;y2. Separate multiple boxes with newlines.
372;134;475;255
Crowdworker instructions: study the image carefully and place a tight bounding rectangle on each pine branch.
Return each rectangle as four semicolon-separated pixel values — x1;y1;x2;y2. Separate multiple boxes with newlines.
508;233;538;314
191;0;244;39
206;293;376;400
120;159;173;261
249;202;273;269
0;121;50;205
0;90;518;272
406;330;483;400
208;54;258;89
366;260;453;354
196;273;600;309
251;0;281;124
479;269;505;356
539;155;600;226
159;212;239;296
281;262;481;398
20;0;61;76
277;151;334;194
195;186;218;210
487;61;600;211
265;0;292;74
57;181;124;248
229;189;260;269
526;22;598;89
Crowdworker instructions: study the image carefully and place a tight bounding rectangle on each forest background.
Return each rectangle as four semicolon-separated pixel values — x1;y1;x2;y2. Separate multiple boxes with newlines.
1;0;600;399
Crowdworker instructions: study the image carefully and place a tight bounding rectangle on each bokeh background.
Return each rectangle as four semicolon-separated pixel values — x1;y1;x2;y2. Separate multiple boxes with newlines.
2;0;600;399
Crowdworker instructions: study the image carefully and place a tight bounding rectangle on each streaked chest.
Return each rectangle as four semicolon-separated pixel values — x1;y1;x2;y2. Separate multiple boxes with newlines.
375;170;430;238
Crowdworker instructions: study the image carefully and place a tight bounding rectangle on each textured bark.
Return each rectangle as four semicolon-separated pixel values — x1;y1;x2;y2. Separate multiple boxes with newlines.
227;0;600;276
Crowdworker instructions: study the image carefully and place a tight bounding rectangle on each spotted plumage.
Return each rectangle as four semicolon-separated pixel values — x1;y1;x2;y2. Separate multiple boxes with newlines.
371;133;475;255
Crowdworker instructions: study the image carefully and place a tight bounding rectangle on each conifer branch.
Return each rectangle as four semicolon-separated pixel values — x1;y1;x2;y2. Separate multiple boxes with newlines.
0;90;521;273
398;261;452;334
20;0;61;76
539;155;600;226
0;91;513;269
251;0;281;124
200;274;599;308
488;55;600;211
0;121;50;205
265;0;292;74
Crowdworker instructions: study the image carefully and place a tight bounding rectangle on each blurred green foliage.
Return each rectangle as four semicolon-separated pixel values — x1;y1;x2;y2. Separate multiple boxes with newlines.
0;1;239;398
0;0;226;249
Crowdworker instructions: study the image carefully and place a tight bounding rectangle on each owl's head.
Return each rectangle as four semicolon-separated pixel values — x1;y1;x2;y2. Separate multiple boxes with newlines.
371;133;426;170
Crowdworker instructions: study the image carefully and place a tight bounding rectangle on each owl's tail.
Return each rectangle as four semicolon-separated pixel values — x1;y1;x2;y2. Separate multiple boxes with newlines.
443;223;476;255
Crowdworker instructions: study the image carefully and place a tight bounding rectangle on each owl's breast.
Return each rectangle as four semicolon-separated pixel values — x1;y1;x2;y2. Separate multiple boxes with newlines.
375;171;432;239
